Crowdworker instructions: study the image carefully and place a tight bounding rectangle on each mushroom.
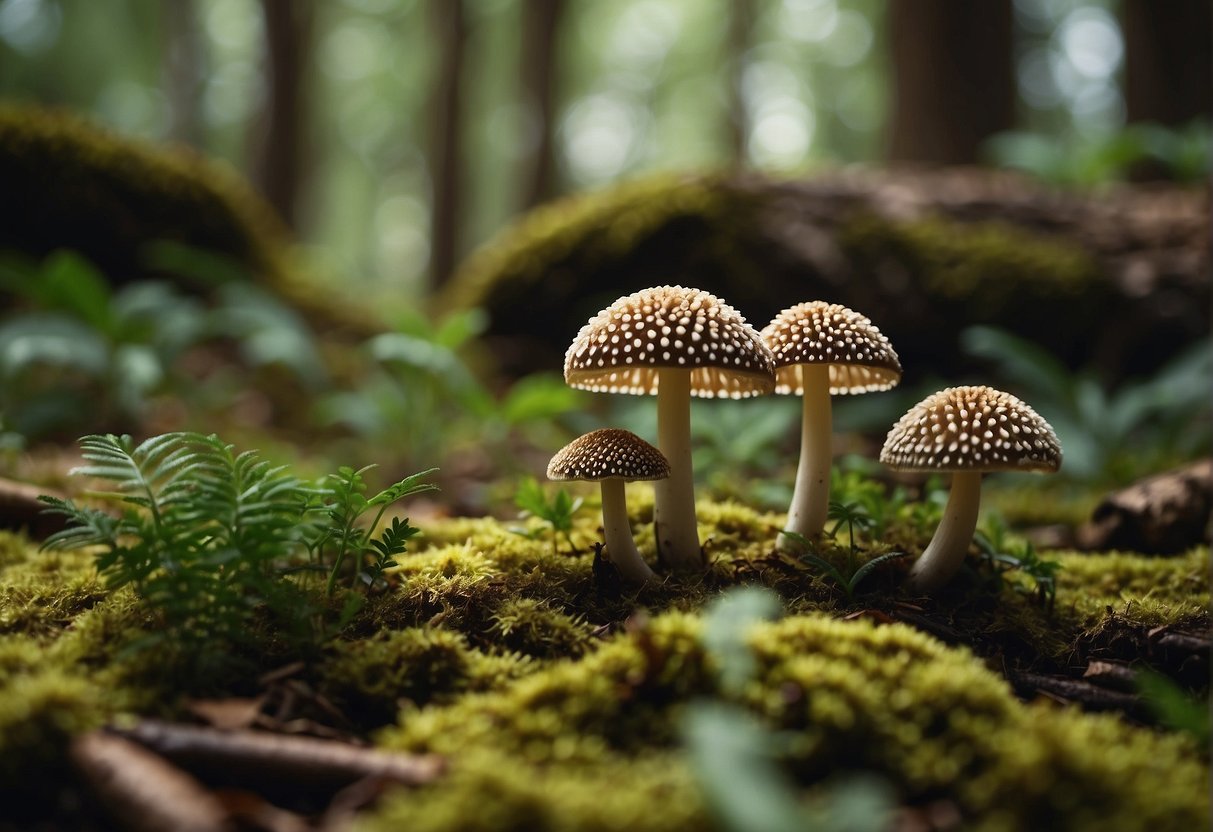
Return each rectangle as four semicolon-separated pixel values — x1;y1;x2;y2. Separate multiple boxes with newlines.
760;302;901;550
546;428;670;585
880;385;1062;592
563;286;774;571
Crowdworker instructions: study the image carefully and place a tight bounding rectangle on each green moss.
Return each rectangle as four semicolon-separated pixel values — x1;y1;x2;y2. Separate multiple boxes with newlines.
321;627;535;725
839;215;1098;303
1055;546;1208;623
368;613;1206;832
0;106;380;335
0;492;1207;830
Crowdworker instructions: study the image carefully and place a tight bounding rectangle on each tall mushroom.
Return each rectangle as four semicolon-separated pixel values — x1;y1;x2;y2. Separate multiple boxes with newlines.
563;286;774;571
880;385;1062;592
546;428;670;585
760;302;901;550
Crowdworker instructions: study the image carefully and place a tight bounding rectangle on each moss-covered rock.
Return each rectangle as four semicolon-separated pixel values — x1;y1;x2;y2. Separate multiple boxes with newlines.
0;106;379;336
441;170;1202;383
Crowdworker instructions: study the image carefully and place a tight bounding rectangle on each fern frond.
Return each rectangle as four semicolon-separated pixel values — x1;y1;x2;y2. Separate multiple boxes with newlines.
369;468;440;506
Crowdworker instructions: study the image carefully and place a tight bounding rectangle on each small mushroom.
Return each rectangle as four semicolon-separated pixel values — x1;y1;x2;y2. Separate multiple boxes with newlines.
880;386;1062;592
547;428;671;585
760;302;901;550
563;286;774;571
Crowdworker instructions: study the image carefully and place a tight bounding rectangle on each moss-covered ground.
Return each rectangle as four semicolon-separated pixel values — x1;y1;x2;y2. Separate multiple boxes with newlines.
0;486;1207;831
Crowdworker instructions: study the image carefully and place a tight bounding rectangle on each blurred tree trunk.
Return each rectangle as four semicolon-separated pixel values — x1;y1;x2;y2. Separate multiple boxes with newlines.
519;0;563;210
252;0;313;230
726;0;754;167
162;0;203;147
429;0;468;289
1122;0;1211;126
886;0;1014;164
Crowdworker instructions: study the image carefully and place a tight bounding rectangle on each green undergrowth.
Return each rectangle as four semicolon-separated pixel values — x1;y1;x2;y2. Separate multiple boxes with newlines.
0;486;1207;828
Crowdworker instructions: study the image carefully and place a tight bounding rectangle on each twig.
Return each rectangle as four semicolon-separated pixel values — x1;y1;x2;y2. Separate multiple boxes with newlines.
70;731;232;832
114;720;444;793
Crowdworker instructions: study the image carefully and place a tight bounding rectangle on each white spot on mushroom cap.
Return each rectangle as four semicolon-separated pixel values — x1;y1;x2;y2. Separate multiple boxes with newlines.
759;300;902;395
562;285;775;398
879;386;1062;474
546;428;671;482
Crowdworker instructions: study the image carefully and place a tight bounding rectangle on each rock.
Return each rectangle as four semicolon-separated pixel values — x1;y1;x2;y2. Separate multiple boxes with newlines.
1078;459;1213;554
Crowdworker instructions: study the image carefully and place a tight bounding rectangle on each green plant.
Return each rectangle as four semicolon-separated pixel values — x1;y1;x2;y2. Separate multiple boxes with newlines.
973;515;1062;610
985;120;1212;186
509;477;584;555
962;325;1212;483
39;433;435;661
305;464;438;597
0;250;324;438
781;510;907;602
1136;670;1211;748
685;588;894;832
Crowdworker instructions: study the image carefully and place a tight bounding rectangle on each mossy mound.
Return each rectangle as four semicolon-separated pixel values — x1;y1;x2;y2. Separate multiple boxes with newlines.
0;106;379;336
440;171;1122;380
0;497;1207;829
366;612;1207;832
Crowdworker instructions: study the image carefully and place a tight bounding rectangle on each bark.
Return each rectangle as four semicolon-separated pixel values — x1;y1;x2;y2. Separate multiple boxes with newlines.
1122;0;1212;127
519;0;563;209
162;0;203;147
887;0;1014;163
1078;459;1213;554
428;0;468;288
252;0;313;229
725;0;755;167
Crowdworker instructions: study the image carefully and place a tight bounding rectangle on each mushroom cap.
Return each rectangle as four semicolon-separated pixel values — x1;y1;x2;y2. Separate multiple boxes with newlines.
880;385;1062;474
563;285;775;399
547;428;671;482
760;301;902;395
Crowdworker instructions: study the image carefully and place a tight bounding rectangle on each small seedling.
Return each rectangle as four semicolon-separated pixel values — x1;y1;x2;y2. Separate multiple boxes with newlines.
781;511;907;603
509;476;583;555
974;516;1062;610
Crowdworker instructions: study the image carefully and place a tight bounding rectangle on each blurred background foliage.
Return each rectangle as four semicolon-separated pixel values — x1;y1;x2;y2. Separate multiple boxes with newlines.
0;0;1208;512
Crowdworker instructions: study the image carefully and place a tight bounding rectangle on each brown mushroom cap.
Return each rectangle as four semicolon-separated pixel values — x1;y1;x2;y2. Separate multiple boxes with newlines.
547;428;671;482
880;386;1062;473
563;285;775;399
760;301;902;395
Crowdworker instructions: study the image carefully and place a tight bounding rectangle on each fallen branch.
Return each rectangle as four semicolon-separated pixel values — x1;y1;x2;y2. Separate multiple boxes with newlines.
114;720;444;795
70;731;232;832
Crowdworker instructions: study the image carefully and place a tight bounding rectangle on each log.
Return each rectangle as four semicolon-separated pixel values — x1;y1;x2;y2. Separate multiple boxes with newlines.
1078;460;1212;554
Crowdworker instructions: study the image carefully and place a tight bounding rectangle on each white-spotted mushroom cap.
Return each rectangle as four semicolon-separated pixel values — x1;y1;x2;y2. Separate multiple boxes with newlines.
547;428;671;482
760;301;902;395
563;286;775;399
880;386;1062;473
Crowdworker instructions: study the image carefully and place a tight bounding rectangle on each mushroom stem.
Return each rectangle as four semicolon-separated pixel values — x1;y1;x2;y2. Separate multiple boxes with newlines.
654;367;702;570
777;363;832;550
599;479;656;584
907;470;983;592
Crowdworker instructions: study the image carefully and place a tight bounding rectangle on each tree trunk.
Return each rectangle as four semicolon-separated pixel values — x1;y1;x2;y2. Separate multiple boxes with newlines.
519;0;563;210
1122;0;1211;126
725;0;755;167
428;0;468;289
886;0;1014;164
252;0;313;229
162;0;203;147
